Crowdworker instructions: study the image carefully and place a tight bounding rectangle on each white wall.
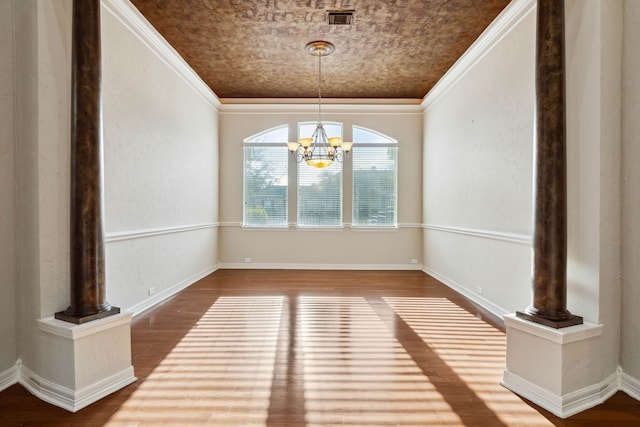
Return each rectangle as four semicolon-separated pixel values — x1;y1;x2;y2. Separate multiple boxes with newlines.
0;0;18;378
422;0;535;316
219;106;422;269
101;0;220;314
621;0;640;385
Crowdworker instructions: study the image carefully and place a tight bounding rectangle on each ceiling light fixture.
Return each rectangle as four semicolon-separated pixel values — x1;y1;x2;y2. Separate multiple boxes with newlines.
287;41;352;169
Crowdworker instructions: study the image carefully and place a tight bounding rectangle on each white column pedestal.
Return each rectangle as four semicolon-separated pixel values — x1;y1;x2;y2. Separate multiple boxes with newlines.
501;313;617;418
20;313;137;412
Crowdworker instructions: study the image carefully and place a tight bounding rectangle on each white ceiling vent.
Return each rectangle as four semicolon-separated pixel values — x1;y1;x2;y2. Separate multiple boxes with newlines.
327;10;355;25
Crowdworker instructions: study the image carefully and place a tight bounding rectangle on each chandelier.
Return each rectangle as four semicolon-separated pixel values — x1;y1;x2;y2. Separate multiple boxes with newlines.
287;41;352;168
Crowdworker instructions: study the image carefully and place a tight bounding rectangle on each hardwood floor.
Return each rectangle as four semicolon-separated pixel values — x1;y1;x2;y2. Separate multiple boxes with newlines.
1;269;639;426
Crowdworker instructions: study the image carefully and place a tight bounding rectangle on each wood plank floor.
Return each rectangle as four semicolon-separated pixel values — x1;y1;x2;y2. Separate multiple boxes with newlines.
1;269;639;426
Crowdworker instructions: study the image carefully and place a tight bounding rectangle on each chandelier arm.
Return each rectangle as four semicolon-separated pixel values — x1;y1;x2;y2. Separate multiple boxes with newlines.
320;126;336;160
310;125;320;154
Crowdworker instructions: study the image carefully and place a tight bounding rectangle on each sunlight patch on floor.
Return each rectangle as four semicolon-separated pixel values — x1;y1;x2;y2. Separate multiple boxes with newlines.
107;296;283;426
299;296;459;427
384;297;554;426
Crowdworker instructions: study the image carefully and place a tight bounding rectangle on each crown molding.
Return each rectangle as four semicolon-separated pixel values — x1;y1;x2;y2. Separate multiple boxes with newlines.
101;0;221;111
421;0;536;111
218;99;424;114
220;98;423;105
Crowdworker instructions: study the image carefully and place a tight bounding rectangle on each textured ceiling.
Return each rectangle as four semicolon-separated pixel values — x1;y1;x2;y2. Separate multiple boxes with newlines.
129;0;511;99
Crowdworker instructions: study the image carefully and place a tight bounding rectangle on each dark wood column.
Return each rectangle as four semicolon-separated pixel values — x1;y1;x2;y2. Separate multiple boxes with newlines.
55;0;120;324
516;0;582;329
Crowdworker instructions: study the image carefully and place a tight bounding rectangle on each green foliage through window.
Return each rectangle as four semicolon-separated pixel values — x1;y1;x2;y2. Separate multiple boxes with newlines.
352;127;398;227
243;126;288;227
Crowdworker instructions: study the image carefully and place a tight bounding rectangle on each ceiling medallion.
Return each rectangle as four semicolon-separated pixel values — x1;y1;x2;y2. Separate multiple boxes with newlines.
304;40;335;57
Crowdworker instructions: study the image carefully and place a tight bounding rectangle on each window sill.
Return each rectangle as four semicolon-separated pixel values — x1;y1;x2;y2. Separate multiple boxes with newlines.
350;225;399;232
295;225;345;231
242;225;290;231
239;223;403;232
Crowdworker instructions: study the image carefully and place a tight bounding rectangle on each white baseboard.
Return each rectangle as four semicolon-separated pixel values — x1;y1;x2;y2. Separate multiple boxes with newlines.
422;267;509;319
621;370;640;401
219;262;422;271
561;370;620;418
127;264;219;317
19;362;136;412
502;369;620;418
0;362;19;393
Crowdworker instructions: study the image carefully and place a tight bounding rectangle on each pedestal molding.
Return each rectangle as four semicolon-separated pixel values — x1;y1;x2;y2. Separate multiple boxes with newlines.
30;312;135;411
38;312;132;340
19;362;135;412
504;313;602;344
502;369;619;418
503;313;612;418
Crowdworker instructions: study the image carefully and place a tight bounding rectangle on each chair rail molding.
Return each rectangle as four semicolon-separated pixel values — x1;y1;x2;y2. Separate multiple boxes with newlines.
106;223;218;243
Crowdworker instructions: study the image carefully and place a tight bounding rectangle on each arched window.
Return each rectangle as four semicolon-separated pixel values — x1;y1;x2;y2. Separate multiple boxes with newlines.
243;125;289;227
242;123;397;229
352;126;398;227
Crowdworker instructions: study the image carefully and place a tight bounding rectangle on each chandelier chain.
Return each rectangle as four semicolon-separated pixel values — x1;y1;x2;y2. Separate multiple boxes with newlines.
286;40;351;169
317;52;322;124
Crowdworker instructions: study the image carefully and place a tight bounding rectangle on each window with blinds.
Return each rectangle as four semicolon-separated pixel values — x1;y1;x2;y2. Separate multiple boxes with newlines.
297;122;343;227
243;125;289;227
352;126;398;227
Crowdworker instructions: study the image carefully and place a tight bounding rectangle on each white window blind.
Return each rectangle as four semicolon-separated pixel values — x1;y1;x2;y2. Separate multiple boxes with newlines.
352;127;397;227
297;122;343;227
243;126;288;227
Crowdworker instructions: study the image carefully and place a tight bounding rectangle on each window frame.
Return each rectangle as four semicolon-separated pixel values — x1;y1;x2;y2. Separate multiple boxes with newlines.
242;125;290;229
351;126;398;229
296;121;344;229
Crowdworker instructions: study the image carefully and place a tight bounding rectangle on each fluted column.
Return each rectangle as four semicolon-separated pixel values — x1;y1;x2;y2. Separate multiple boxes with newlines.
516;0;582;329
55;0;119;324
